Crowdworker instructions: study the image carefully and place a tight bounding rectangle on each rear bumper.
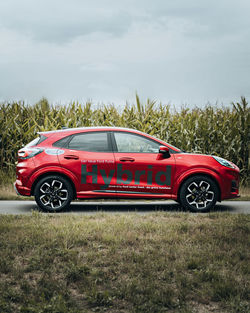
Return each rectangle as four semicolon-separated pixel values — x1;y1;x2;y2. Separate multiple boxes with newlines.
13;183;21;195
14;180;31;196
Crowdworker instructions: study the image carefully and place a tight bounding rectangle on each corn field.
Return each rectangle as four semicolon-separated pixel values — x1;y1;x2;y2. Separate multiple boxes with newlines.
0;96;249;184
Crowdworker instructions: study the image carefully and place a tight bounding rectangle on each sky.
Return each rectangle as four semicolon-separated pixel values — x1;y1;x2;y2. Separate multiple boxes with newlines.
0;0;249;107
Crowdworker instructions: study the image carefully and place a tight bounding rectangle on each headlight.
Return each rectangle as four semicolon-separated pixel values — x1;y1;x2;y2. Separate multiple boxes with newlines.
212;156;234;168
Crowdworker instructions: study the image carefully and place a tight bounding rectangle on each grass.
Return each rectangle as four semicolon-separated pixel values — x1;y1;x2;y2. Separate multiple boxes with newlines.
0;212;249;312
0;183;250;201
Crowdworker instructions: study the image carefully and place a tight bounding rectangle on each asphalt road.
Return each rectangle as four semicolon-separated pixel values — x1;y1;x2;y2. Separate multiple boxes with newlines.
0;200;249;214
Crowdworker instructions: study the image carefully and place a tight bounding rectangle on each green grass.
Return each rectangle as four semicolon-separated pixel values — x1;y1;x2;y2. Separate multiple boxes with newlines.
0;212;249;312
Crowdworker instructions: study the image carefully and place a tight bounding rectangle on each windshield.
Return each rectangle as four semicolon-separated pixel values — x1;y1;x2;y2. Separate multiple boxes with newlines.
147;134;181;152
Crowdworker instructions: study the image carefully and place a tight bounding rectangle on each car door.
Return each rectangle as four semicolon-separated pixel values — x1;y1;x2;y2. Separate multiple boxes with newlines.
57;131;117;197
111;131;176;197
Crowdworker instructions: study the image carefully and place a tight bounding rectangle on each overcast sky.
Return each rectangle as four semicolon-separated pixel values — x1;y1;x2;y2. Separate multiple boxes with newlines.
0;0;249;107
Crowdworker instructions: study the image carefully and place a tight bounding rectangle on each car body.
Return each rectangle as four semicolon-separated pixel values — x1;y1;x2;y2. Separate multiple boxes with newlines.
14;127;240;212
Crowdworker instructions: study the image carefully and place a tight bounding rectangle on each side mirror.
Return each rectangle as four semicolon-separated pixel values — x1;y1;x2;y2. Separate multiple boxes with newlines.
159;146;170;158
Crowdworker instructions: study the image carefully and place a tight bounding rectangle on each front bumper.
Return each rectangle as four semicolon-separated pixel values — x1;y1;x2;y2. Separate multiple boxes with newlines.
221;169;240;200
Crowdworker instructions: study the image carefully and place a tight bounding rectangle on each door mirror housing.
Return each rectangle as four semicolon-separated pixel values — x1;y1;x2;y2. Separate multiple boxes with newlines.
159;146;170;158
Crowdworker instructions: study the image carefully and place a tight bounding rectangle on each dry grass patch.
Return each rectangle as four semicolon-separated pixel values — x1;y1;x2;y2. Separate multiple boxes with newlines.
0;212;249;312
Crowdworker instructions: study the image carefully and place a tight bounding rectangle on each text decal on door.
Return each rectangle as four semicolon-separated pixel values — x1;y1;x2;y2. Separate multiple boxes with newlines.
81;164;171;186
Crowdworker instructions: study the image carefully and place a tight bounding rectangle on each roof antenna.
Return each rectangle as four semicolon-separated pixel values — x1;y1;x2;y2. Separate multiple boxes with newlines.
61;126;68;130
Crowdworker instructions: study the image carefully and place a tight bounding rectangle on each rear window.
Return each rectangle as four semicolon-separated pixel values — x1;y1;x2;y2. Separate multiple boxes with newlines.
25;135;47;147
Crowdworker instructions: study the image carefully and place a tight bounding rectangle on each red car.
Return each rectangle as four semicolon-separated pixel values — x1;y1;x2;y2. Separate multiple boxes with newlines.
14;127;240;212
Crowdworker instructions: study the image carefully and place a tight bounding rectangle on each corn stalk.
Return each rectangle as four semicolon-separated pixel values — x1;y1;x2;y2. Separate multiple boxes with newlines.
0;96;249;184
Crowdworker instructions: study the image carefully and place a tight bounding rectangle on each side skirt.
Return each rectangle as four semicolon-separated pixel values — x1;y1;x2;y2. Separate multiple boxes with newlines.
76;190;177;200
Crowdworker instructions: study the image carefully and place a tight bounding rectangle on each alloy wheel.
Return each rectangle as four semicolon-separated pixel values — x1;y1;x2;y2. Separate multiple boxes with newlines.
185;180;214;210
39;179;68;210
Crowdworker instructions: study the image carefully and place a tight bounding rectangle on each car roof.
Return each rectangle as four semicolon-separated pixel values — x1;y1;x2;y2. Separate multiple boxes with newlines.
38;126;181;152
38;126;143;135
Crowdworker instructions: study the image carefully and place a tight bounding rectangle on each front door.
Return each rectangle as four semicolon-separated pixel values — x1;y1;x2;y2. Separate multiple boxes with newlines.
111;131;176;197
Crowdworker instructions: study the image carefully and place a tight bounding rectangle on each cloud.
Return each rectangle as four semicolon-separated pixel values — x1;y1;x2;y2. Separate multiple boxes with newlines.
0;0;133;43
1;0;249;43
0;0;249;105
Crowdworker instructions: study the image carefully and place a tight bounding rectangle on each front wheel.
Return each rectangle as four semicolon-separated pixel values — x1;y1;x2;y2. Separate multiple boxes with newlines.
34;175;73;212
179;175;219;212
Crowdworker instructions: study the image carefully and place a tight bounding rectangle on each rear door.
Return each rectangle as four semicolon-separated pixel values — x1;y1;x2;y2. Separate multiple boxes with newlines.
57;131;117;196
111;131;176;197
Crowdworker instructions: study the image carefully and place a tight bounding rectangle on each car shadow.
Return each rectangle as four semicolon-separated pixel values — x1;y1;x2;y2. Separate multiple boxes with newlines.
62;201;240;213
67;202;184;213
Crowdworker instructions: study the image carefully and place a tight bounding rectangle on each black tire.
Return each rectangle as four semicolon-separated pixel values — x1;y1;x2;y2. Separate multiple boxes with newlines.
179;175;218;213
34;175;73;212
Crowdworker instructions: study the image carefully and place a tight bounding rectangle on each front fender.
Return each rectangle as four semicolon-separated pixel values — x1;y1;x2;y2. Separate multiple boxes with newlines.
173;167;222;197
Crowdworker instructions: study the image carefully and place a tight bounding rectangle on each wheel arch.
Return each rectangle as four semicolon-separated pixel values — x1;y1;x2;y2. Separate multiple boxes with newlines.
31;172;77;199
177;173;221;203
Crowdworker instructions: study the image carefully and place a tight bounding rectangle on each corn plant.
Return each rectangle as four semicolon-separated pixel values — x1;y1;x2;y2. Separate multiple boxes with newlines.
0;96;249;184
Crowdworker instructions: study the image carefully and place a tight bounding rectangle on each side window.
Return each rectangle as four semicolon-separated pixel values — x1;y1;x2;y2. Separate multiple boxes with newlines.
68;132;110;152
114;132;160;153
53;136;71;148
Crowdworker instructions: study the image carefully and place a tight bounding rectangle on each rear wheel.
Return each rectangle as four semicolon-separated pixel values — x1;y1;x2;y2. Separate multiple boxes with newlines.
179;175;218;212
34;175;73;212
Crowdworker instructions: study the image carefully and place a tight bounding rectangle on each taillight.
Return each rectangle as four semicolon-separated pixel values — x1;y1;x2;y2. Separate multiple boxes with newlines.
18;148;43;159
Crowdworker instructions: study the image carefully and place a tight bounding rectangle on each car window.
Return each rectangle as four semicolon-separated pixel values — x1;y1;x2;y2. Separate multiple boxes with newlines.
53;136;71;148
114;132;160;153
25;135;47;147
68;132;110;152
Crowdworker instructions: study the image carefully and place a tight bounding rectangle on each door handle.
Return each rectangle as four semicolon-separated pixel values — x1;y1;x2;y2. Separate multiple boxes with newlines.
119;157;135;162
64;155;79;160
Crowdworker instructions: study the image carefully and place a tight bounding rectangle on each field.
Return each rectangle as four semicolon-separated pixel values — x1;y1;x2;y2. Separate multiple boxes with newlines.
0;212;249;313
0;96;249;312
0;96;249;186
